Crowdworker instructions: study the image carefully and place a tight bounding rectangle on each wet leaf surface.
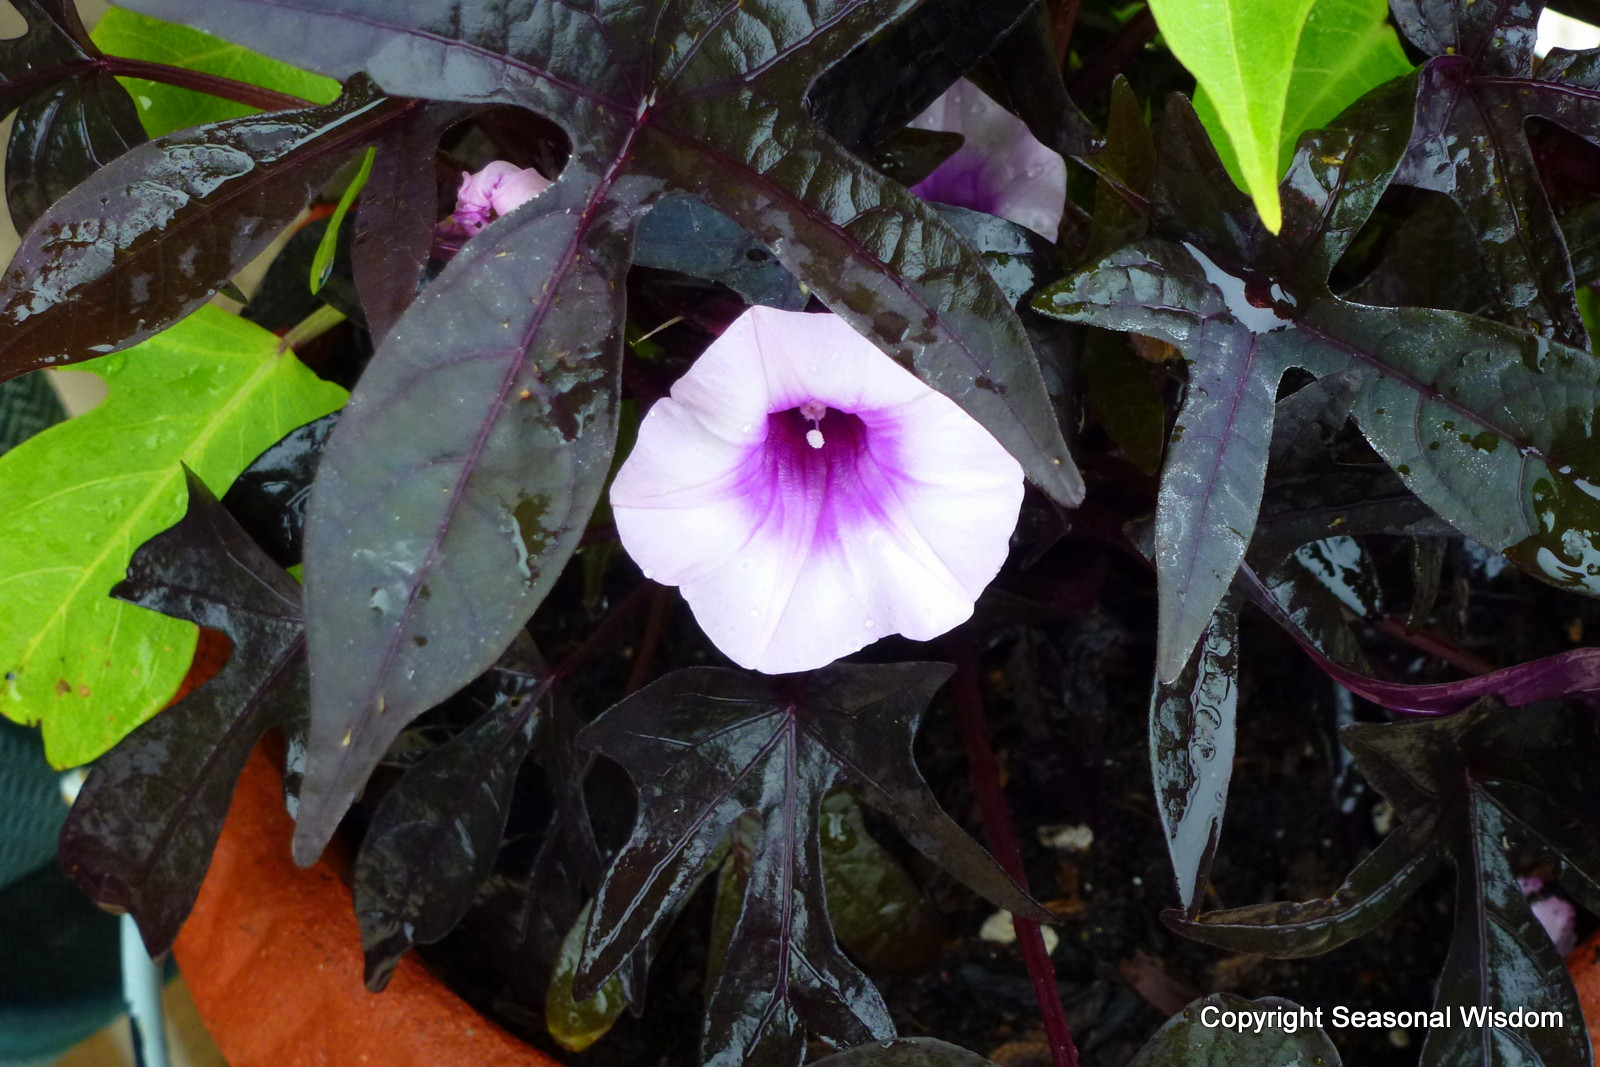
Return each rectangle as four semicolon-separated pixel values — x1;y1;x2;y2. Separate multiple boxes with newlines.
576;662;1046;1067
220;411;339;569
1150;599;1238;914
115;0;1093;868
1038;77;1600;681
1169;701;1600;1067
632;194;807;310
57;470;307;955
1390;0;1600;343
6;70;146;234
1127;993;1342;1066
354;633;551;991
293;165;648;863
0;78;403;381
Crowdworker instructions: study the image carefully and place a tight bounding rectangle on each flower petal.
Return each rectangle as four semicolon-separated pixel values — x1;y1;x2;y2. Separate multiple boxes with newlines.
909;79;1067;240
611;307;1025;674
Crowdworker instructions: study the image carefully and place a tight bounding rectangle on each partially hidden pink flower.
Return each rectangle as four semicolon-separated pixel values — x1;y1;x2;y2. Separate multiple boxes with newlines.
1519;875;1579;955
610;307;1025;674
452;161;552;235
908;79;1067;241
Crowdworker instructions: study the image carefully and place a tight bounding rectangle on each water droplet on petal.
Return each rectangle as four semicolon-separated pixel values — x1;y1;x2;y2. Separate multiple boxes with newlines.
642;568;654;579
864;618;874;629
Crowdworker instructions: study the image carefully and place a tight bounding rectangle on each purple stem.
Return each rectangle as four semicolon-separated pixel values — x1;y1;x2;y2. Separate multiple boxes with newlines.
1066;7;1157;103
99;56;314;112
950;640;1079;1067
554;579;655;681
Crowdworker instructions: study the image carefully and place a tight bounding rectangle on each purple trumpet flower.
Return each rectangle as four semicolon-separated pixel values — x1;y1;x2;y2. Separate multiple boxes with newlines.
908;78;1067;240
610;307;1024;674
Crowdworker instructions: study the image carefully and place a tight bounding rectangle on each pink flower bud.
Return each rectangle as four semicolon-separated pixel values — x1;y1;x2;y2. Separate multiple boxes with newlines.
452;161;553;235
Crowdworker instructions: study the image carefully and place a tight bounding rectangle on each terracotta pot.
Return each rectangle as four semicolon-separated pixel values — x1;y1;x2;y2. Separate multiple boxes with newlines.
173;744;562;1067
1567;927;1600;1061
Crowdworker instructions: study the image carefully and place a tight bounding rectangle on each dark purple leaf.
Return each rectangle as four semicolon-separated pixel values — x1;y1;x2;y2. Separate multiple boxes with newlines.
121;0;1084;504
1150;599;1238;914
1169;699;1599;1066
575;663;1045;1067
351;101;469;344
808;1038;998;1067
632;194;807;310
1250;551;1373;674
354;634;551;991
57;468;306;956
808;0;1039;156
0;79;408;381
1164;806;1448;957
138;0;1089;867
1423;792;1590;1067
220;411;340;569
1390;0;1600;343
293;162;652;863
867;127;963;189
1127;994;1342;1067
1241;561;1600;715
6;70;146;234
1083;77;1154;263
0;1;97;119
1040;81;1600;680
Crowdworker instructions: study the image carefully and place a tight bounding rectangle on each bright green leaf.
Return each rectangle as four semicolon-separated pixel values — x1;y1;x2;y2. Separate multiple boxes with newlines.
1150;0;1318;232
311;147;375;294
546;900;629;1053
1192;0;1413;210
0;307;347;768
91;8;340;138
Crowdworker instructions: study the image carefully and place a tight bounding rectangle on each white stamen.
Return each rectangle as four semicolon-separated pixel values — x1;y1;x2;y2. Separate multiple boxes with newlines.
799;399;827;421
806;428;825;449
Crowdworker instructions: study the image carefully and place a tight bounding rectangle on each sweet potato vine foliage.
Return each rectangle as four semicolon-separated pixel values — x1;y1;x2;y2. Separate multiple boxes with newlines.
14;0;1600;1063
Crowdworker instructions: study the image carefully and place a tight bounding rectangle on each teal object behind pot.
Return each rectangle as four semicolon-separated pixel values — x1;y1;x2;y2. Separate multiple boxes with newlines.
0;375;124;1065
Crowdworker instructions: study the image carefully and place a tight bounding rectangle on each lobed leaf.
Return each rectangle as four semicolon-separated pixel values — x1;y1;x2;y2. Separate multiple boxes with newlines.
57;470;308;955
575;663;1042;1067
0;308;344;766
1191;0;1412;198
1390;0;1600;344
1040;79;1600;676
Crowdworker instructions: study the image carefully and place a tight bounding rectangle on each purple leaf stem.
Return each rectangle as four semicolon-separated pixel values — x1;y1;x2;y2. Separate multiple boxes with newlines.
950;640;1079;1067
1243;565;1600;716
99;55;314;112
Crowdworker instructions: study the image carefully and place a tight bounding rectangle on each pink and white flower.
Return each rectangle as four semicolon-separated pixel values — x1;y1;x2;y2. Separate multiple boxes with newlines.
610;307;1025;674
908;79;1067;241
451;161;552;234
